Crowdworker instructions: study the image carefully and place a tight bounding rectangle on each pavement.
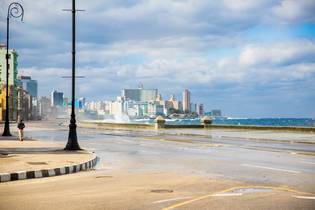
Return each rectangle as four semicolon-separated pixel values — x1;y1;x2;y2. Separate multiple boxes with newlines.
0;121;315;209
0;136;97;182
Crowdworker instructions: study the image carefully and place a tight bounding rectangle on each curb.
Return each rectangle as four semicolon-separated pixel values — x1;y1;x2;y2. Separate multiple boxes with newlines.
0;155;99;183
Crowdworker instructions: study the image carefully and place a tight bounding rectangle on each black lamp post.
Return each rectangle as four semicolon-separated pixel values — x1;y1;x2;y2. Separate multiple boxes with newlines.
64;0;83;150
3;2;24;137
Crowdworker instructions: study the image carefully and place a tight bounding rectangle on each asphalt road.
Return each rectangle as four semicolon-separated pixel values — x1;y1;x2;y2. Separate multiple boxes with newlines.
1;120;315;210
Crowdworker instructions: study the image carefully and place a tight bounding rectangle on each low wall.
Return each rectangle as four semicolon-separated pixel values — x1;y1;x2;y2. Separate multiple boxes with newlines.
79;121;315;133
79;121;153;129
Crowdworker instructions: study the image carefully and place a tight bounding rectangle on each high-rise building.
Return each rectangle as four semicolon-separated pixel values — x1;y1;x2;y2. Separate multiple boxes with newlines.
0;44;18;88
190;103;197;113
182;89;190;112
51;90;64;107
17;87;33;121
17;75;38;98
75;97;86;109
39;96;51;119
197;104;204;116
122;87;157;102
0;44;19;120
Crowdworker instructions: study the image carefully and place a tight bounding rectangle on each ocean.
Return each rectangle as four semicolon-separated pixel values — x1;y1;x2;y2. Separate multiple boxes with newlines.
132;118;315;127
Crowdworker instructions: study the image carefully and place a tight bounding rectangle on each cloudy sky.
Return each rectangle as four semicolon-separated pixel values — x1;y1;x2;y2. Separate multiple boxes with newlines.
0;0;315;118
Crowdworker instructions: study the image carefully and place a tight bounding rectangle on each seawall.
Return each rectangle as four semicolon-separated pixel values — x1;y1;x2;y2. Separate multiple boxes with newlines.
79;121;315;133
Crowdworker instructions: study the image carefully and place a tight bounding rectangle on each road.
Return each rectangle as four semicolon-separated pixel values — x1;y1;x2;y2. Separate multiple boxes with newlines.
1;120;315;210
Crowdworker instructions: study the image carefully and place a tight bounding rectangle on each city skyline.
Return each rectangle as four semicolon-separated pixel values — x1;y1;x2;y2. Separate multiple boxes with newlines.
0;1;314;118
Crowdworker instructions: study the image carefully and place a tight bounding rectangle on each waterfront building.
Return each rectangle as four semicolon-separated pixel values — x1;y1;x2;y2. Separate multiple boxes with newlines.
39;96;51;119
197;104;204;116
0;86;17;121
0;44;18;120
51;90;64;107
125;101;148;117
183;89;190;112
63;97;69;107
109;96;124;115
16;75;38;98
168;94;182;111
156;93;163;102
148;102;164;117
75;97;85;109
122;87;157;102
190;103;197;113
17;87;32;120
0;44;18;88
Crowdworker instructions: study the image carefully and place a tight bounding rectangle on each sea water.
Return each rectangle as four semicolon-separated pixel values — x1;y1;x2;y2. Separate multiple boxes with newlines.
132;118;315;127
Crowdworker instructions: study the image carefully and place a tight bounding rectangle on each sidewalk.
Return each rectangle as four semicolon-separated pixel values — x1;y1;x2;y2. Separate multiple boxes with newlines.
0;137;97;182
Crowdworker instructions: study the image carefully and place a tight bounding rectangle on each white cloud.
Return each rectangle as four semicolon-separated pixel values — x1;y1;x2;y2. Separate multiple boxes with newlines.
272;0;315;22
239;40;315;67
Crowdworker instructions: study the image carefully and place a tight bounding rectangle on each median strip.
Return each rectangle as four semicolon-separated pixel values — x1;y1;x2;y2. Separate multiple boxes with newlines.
0;156;98;183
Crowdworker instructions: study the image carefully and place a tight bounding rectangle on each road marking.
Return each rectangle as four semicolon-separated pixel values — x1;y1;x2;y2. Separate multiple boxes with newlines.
153;196;192;204
292;195;315;200
300;161;315;165
162;185;314;210
162;186;242;210
211;193;243;197
241;164;301;174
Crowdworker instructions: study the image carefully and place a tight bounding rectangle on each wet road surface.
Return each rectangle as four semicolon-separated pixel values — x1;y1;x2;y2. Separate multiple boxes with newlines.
1;120;314;210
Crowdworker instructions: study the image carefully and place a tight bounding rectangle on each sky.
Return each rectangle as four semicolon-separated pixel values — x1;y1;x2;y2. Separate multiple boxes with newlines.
0;0;315;118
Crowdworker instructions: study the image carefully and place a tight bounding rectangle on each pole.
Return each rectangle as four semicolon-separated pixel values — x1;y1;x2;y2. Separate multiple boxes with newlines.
3;16;12;136
65;0;80;150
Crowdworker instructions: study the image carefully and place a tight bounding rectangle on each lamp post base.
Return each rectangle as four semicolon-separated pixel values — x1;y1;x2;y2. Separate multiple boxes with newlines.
2;121;12;136
65;120;81;150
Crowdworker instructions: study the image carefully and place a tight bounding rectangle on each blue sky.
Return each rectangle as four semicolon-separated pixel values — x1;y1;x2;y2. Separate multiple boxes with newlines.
0;0;315;118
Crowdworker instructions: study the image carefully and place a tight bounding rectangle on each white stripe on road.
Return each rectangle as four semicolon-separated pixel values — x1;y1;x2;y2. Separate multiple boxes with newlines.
300;161;315;165
241;164;301;174
153;196;192;204
292;195;315;200
211;193;243;197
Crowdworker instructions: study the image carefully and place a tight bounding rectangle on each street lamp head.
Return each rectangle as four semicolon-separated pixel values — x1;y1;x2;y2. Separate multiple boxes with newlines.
8;2;24;21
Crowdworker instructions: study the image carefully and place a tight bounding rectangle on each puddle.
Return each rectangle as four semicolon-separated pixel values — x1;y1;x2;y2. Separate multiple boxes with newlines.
95;175;113;179
231;187;273;194
151;189;174;193
27;161;48;165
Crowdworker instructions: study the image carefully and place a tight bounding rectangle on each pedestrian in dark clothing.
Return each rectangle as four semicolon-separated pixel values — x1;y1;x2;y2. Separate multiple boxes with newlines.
17;119;25;141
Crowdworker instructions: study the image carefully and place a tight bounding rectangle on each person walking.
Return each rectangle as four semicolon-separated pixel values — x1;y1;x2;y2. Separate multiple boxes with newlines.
17;119;25;141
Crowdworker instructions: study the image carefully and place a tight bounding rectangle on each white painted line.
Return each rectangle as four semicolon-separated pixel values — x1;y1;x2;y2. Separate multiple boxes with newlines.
211;193;243;197
241;164;301;174
292;195;315;200
300;161;315;165
153;196;192;204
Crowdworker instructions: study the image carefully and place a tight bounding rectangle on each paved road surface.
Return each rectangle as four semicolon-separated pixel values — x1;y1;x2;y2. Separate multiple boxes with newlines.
1;120;314;210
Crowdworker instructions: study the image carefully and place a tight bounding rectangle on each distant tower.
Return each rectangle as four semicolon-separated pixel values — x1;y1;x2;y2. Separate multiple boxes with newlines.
51;90;64;107
156;93;163;101
182;89;190;112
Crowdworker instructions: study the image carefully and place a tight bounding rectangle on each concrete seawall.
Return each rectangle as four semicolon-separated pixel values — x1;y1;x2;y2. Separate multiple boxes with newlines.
79;121;315;133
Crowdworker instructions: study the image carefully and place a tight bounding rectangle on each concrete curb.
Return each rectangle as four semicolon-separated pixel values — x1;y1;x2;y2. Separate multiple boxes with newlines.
0;155;99;183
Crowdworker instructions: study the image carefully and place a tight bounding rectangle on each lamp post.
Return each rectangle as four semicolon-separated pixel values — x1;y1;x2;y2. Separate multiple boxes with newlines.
64;0;83;150
3;2;24;136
